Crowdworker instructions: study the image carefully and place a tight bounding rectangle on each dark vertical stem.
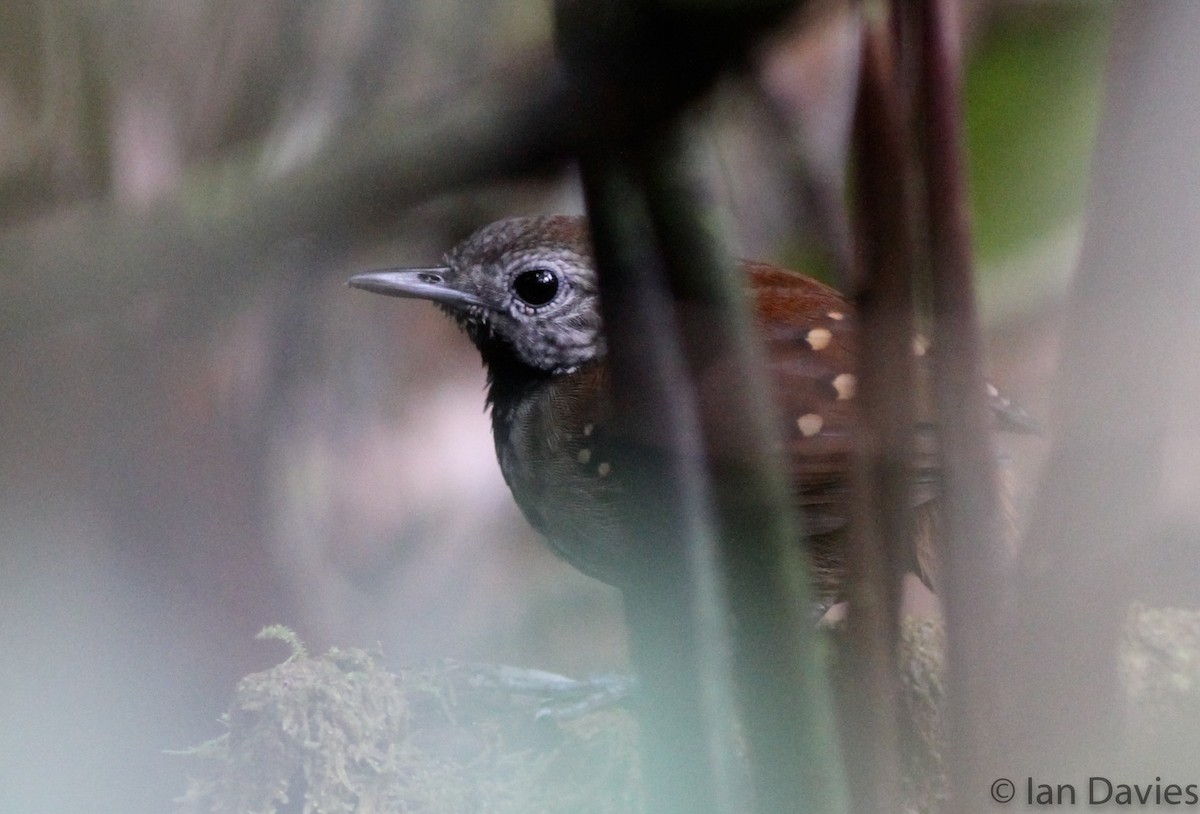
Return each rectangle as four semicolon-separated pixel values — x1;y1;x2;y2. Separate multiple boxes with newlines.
889;0;921;115
579;117;851;814
913;2;1010;809
639;125;849;814
557;3;851;812
841;23;915;814
581;155;744;814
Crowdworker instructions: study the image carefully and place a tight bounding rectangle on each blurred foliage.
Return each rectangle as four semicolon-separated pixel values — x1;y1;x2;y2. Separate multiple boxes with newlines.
0;3;1132;813
965;2;1114;267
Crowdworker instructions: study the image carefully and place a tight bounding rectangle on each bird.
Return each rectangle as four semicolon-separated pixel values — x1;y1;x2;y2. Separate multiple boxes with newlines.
348;215;1033;605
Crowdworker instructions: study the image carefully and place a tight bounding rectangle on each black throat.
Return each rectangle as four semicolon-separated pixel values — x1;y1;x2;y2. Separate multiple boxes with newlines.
479;341;556;450
442;302;579;449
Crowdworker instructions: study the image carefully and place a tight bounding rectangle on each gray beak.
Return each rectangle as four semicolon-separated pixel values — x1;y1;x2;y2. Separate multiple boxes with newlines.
347;267;487;310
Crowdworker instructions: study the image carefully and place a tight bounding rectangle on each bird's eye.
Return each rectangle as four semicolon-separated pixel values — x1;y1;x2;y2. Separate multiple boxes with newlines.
512;268;560;307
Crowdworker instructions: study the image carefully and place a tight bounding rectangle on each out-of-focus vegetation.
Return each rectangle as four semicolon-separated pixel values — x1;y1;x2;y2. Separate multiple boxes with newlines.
0;2;1115;812
967;3;1113;263
965;2;1114;317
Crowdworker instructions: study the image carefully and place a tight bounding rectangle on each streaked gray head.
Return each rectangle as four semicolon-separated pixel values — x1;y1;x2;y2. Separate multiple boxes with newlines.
349;215;605;375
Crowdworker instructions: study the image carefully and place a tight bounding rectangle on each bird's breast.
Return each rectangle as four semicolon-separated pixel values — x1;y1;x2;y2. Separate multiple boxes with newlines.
490;365;634;585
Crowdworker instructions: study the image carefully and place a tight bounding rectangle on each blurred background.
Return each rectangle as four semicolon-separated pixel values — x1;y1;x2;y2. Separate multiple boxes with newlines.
0;1;1113;811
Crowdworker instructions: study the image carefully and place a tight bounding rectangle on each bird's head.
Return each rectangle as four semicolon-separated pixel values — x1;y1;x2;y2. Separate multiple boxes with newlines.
349;215;605;375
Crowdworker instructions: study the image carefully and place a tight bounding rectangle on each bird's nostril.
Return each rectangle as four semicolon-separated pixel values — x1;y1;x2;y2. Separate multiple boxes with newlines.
418;272;443;284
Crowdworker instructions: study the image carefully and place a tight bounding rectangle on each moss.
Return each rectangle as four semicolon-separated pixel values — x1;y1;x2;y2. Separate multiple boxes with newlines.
897;619;947;814
1122;604;1200;773
176;641;640;814
179;608;1200;813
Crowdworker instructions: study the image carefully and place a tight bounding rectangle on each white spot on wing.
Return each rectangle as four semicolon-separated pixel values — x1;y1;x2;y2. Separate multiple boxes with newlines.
797;413;824;437
806;328;833;351
577;448;592;464
833;373;857;400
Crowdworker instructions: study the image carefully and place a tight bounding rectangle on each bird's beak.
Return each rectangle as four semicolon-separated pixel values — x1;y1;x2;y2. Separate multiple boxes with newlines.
347;267;488;310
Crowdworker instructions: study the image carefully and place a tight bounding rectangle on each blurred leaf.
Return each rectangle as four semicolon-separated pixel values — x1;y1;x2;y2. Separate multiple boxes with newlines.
965;2;1114;267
